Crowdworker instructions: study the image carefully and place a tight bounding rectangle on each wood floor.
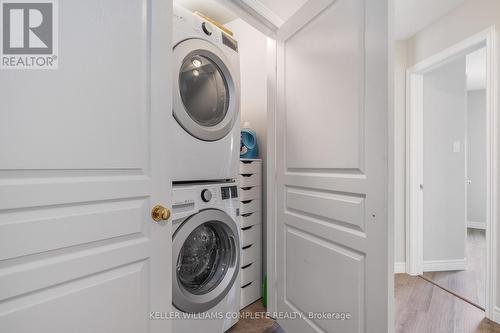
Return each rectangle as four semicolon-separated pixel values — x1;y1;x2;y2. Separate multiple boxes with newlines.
395;274;500;333
228;270;500;333
422;228;486;308
227;300;276;333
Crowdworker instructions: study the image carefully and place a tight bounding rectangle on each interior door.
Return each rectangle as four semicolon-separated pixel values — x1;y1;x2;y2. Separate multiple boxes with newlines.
274;0;390;332
0;1;172;332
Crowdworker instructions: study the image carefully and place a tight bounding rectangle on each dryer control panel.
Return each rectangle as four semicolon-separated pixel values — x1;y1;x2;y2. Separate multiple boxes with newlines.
173;4;239;54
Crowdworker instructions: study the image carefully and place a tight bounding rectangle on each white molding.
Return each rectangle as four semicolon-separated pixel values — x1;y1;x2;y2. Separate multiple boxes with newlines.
467;220;487;230
422;259;467;272
265;38;277;314
485;25;498;322
405;72;424;276
276;0;334;41
214;0;278;37
239;0;284;27
493;307;500;324
394;262;406;274
407;28;495;74
406;26;498;319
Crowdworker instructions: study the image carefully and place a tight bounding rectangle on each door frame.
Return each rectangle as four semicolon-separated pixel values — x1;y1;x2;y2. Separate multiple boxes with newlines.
405;26;498;319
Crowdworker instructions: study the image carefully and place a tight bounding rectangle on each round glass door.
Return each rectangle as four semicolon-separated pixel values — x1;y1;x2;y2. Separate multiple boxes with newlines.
172;209;240;313
179;55;229;127
177;222;232;295
173;39;239;142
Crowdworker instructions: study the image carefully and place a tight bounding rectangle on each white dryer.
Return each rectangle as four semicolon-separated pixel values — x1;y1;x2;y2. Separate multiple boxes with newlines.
173;5;240;182
172;181;241;333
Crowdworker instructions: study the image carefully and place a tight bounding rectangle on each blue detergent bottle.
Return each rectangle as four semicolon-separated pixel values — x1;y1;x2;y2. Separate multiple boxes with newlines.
240;125;259;159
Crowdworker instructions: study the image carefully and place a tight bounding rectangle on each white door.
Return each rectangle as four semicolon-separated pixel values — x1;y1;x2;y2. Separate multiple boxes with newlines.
0;1;172;332
274;0;390;332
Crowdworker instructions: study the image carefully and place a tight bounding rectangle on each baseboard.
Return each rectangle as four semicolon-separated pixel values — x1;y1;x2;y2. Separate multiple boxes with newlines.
493;307;500;325
467;220;486;230
423;258;467;272
394;262;406;273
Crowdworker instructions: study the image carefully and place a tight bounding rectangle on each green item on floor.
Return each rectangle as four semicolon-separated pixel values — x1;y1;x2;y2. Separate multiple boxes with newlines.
263;274;267;307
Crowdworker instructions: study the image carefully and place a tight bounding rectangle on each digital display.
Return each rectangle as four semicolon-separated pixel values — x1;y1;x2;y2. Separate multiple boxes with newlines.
221;186;238;200
221;187;230;200
230;186;238;198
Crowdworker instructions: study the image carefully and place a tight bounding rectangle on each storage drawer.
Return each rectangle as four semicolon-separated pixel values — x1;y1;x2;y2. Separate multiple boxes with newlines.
240;260;261;286
240;279;261;309
241;240;260;266
240;199;260;215
239;186;260;201
240;211;261;228
241;224;261;248
239;173;260;187
239;160;261;174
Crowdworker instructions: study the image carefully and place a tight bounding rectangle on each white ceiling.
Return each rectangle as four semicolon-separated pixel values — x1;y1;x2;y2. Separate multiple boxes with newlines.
174;0;237;24
176;0;468;40
394;0;466;40
466;47;486;91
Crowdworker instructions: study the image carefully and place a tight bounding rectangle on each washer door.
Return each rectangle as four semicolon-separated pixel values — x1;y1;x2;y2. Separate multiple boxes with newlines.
173;209;240;313
173;38;239;141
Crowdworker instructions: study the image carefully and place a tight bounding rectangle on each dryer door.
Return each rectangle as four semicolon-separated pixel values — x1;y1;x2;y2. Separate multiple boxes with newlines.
173;38;239;141
173;209;240;313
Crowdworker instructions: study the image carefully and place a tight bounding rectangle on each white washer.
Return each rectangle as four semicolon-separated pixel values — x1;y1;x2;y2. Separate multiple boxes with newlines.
172;181;241;333
172;5;240;182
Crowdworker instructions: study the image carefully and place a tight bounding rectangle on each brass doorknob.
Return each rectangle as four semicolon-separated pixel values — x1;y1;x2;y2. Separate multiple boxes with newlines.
151;205;171;222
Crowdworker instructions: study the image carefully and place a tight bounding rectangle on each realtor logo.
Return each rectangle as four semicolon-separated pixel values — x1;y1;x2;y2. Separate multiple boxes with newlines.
1;0;58;69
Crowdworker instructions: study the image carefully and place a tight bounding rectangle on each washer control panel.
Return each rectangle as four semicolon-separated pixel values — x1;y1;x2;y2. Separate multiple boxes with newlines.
172;181;240;230
221;185;238;200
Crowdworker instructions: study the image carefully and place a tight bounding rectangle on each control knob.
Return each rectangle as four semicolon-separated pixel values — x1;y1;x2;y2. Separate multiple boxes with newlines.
201;189;212;202
202;22;213;36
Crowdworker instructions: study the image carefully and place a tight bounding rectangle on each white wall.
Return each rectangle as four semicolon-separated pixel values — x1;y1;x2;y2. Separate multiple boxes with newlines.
423;56;467;264
225;18;268;271
394;0;500;311
225;19;268;154
467;89;487;226
394;40;407;266
405;0;500;66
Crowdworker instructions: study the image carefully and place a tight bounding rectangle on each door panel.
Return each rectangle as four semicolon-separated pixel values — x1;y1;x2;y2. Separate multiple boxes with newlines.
275;0;389;332
1;0;149;169
286;187;365;232
284;0;364;170
0;199;147;260
1;261;148;333
0;0;172;332
286;228;364;333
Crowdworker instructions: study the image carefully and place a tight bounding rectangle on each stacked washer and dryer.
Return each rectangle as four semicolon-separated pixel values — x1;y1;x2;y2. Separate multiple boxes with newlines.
171;4;242;333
